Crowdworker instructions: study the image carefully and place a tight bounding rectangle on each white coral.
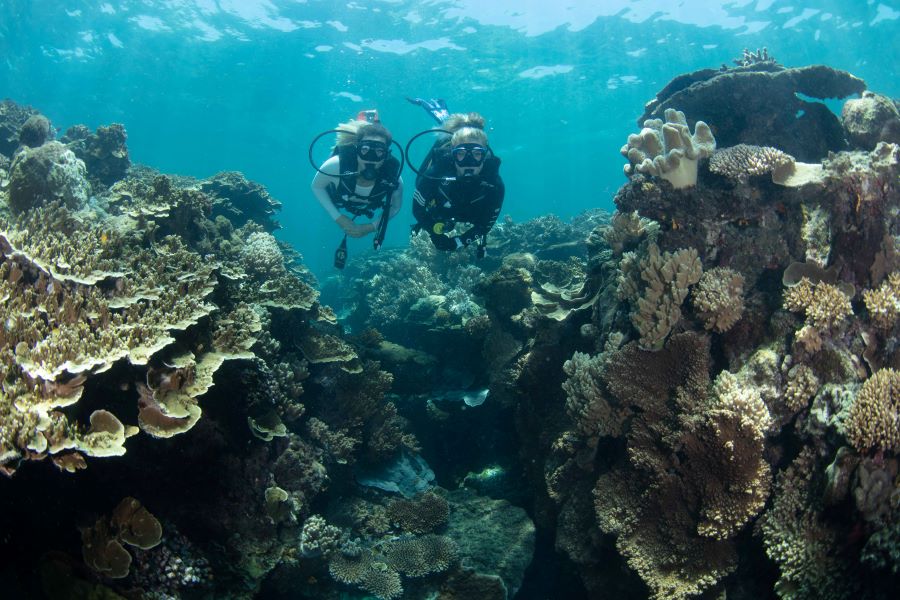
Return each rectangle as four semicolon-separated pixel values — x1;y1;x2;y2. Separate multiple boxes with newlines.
621;109;716;189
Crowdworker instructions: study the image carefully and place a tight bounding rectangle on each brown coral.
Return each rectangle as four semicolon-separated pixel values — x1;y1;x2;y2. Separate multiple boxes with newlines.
845;368;900;454
618;243;702;350
383;534;459;577
386;490;450;534
709;143;795;182
692;267;745;332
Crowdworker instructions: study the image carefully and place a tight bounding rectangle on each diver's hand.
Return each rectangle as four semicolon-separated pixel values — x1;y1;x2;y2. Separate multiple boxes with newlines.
430;233;462;251
336;215;375;238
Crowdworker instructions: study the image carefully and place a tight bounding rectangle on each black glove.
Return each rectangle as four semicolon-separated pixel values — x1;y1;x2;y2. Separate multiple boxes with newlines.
430;233;460;251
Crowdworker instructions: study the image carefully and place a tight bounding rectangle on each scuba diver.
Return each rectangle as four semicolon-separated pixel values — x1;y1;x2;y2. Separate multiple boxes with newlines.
406;98;504;258
309;110;404;268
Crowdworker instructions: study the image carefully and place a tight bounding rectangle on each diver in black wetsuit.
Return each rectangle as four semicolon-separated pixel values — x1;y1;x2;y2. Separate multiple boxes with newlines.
408;107;504;257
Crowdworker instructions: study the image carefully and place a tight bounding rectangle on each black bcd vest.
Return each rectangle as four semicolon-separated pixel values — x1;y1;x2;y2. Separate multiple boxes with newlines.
327;144;401;218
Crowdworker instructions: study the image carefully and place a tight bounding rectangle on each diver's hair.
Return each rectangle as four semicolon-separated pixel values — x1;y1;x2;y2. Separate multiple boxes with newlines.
334;120;393;148
444;112;485;133
450;126;488;147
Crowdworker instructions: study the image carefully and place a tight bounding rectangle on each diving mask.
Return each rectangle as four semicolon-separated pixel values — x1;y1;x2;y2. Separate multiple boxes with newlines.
451;143;487;167
357;140;388;161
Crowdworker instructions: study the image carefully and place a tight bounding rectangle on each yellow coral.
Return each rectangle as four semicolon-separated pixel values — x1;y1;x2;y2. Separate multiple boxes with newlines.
863;272;900;330
783;277;853;329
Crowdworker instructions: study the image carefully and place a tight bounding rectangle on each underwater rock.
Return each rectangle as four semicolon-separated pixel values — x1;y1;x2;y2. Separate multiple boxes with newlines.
842;91;900;151
19;114;53;148
7;140;90;213
61;123;130;187
200;170;282;232
356;449;436;498
0;99;40;157
445;488;535;597
639;64;866;161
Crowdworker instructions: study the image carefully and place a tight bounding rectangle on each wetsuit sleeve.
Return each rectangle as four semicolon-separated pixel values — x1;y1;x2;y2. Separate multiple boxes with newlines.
310;155;342;221
461;177;504;244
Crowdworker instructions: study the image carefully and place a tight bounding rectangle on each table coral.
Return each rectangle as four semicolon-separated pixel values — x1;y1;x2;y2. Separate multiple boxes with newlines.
386;490;450;534
622;108;716;189
709;143;796;184
383;534;458;577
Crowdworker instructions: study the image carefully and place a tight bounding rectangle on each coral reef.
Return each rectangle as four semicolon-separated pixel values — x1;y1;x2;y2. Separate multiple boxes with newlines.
8;141;90;213
845;368;900;454
691;266;745;332
709;143;795;183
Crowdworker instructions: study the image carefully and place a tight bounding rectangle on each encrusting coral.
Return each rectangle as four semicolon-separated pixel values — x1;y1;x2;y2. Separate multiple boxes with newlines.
622;108;716;189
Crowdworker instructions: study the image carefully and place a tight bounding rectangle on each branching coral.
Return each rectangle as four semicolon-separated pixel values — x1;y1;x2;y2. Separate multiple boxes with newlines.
621;109;716;189
845;368;900;454
783;277;853;329
601;210;659;256
757;447;855;599
618;243;702;350
691;267;745;332
783;363;820;413
863;272;900;330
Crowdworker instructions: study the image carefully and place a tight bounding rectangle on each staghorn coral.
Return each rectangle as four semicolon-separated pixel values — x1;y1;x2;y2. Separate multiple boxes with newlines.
691;267;745;332
386;490;450;534
863;271;900;330
709;143;795;183
618;242;702;350
783;277;853;329
845;368;900;454
690;371;772;539
621;108;716;189
383;534;458;578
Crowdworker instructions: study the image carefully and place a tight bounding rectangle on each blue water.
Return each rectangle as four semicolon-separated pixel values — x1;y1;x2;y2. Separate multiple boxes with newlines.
1;1;897;277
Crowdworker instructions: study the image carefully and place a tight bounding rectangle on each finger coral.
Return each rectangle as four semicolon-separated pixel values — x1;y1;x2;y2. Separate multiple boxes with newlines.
845;368;900;454
622;108;716;189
